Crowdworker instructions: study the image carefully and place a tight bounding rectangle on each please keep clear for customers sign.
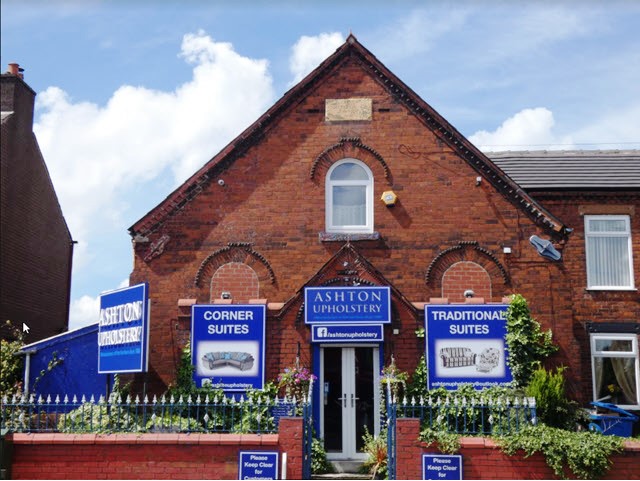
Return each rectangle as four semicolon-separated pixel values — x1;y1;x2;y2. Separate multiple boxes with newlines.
238;451;278;480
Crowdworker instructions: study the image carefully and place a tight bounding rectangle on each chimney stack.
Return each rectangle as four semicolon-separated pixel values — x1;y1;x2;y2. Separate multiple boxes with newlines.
7;63;25;79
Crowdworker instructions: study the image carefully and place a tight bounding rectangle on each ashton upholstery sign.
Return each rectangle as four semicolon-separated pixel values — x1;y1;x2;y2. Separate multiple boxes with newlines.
425;304;512;390
98;283;150;374
304;286;391;324
191;304;266;391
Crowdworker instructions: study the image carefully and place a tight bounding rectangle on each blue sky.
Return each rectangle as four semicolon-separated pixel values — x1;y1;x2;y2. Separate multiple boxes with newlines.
2;0;639;330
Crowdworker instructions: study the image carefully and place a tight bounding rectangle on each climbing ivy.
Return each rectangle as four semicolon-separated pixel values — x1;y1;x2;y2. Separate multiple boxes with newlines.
505;294;558;387
496;424;623;480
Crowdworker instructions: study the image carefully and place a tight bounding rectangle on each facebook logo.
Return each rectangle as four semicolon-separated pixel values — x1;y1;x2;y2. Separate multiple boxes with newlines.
317;327;328;338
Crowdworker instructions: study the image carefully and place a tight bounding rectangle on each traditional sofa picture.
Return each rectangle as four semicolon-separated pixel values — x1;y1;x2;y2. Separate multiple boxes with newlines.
202;351;255;371
440;347;477;368
476;347;500;373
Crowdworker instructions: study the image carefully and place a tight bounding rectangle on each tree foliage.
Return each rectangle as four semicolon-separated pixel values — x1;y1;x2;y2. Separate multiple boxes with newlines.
1;320;25;396
505;294;558;387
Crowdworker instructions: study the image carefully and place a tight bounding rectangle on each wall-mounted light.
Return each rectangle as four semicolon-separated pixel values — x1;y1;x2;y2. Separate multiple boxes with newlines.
221;291;232;299
476;176;482;186
381;190;398;207
464;289;475;299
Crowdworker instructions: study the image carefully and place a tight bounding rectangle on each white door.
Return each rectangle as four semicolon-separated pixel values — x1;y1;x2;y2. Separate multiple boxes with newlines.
320;346;380;459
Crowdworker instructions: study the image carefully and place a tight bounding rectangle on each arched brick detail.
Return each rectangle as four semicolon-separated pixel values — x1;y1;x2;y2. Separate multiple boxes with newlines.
210;262;260;302
442;261;491;302
425;241;510;301
310;137;391;184
194;243;275;299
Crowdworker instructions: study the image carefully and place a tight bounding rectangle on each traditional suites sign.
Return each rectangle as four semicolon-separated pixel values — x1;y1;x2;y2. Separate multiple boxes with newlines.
191;304;266;391
304;286;391;324
425;304;512;390
98;283;150;374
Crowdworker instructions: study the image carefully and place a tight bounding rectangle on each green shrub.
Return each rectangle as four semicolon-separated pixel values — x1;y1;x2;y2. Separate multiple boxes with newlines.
525;366;578;429
361;427;387;479
506;294;558;387
496;424;623;479
311;437;334;474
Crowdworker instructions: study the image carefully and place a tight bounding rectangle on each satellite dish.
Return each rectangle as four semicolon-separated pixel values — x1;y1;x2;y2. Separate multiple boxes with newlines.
529;235;561;261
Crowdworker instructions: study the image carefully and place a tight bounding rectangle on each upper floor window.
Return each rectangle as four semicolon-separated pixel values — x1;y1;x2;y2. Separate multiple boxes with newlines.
326;159;373;233
585;215;634;290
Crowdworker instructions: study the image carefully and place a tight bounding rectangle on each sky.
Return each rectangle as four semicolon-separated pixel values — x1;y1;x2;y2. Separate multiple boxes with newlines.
2;0;639;331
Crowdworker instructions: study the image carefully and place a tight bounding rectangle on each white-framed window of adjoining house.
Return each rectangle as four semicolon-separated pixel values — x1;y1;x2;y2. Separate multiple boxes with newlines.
325;158;373;233
584;215;635;290
590;333;640;409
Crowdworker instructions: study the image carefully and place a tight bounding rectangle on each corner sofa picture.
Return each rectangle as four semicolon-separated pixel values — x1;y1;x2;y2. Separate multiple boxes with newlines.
439;346;501;373
202;351;255;371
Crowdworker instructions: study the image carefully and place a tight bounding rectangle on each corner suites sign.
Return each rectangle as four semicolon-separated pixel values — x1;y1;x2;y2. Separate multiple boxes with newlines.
191;305;266;391
98;283;150;374
304;286;391;324
426;304;512;390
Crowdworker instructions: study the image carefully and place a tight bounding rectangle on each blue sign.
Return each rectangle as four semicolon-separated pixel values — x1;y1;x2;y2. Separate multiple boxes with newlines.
238;451;278;480
311;324;384;343
98;283;150;374
304;286;391;324
191;304;265;391
425;305;512;390
422;454;462;480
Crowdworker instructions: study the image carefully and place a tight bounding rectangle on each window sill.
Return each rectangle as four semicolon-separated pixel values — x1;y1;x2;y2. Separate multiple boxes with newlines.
319;231;380;242
585;288;637;292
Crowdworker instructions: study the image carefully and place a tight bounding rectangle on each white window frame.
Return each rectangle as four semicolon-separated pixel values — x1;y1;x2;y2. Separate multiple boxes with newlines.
590;333;640;409
584;215;635;290
325;158;373;234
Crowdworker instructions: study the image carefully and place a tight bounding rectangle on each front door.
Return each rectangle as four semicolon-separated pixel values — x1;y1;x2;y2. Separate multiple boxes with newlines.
320;346;380;459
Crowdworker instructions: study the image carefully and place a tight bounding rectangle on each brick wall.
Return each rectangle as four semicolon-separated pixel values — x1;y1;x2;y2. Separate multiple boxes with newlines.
396;418;640;480
1;74;72;342
7;418;302;480
123;51;638;405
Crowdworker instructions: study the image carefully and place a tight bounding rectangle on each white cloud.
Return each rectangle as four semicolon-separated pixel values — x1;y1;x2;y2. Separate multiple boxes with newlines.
68;278;130;330
68;295;99;329
469;107;574;151
288;32;344;85
570;103;640;149
33;31;276;327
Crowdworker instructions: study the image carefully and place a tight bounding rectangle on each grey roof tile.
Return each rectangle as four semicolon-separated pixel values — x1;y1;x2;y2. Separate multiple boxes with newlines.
488;150;640;189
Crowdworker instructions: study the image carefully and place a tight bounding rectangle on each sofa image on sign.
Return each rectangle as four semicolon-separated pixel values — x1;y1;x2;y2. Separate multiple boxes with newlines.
440;347;477;368
202;352;255;371
476;347;500;373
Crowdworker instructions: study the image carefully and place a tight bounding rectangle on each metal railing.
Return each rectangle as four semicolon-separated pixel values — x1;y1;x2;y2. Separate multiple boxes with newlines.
1;392;304;434
396;394;537;436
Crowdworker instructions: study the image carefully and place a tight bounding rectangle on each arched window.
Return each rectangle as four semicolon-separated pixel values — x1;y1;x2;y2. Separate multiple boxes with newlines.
326;159;373;233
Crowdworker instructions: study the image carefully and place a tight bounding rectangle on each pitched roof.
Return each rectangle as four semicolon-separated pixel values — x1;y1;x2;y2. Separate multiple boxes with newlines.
489;150;640;189
129;35;569;238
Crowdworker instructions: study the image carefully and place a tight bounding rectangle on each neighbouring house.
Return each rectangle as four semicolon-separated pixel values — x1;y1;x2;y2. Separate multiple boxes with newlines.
1;64;74;344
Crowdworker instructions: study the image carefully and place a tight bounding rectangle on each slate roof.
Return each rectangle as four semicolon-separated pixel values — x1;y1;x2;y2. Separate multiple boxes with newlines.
489;150;640;189
129;35;569;238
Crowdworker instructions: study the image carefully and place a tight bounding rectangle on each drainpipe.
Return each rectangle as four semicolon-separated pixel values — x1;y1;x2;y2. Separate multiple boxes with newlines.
15;349;37;395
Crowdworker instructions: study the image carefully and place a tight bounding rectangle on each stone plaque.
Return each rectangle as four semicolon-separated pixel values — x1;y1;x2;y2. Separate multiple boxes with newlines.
325;98;372;121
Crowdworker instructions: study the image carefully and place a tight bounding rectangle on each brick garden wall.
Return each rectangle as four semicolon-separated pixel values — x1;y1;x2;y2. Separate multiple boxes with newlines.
7;418;303;480
396;418;640;480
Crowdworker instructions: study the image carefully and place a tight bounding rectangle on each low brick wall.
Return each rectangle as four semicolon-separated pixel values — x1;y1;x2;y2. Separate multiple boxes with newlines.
7;417;303;480
397;418;640;480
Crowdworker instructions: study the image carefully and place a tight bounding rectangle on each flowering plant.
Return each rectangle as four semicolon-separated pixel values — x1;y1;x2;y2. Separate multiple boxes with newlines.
277;365;316;400
607;383;622;395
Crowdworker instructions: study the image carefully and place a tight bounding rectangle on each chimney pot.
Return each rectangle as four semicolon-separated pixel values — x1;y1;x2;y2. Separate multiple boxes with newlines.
7;63;24;79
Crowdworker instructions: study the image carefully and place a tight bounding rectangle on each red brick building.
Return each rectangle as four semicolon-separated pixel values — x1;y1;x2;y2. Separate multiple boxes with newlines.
127;36;639;461
1;65;74;342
